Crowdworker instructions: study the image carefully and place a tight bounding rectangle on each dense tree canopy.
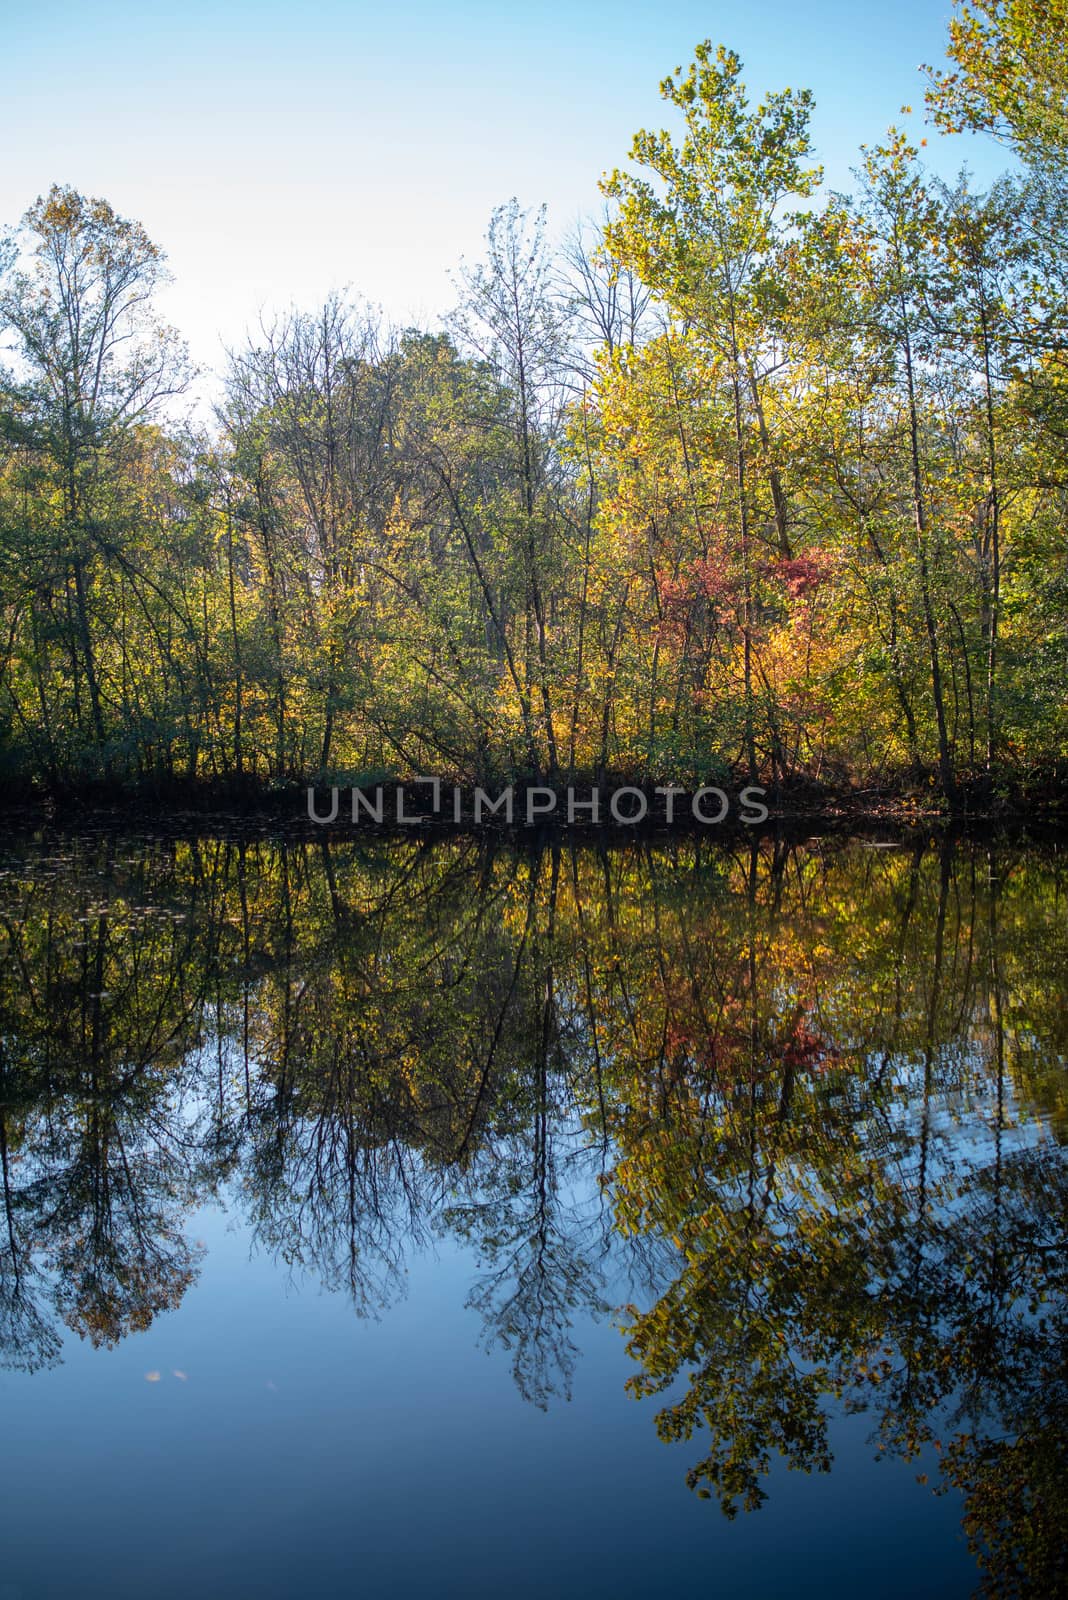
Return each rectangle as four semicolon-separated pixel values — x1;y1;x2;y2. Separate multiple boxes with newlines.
0;11;1066;809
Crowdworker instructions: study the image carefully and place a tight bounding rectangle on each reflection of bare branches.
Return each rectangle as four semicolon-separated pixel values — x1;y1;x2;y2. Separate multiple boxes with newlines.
0;1204;61;1372
464;1217;607;1408
0;1094;59;1370
445;1146;611;1409
242;1108;433;1317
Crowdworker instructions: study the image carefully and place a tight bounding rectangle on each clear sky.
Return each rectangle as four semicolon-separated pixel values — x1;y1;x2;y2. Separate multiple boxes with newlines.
3;0;1008;389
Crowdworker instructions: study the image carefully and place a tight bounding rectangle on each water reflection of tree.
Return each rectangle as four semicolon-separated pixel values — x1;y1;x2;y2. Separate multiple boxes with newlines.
0;1072;61;1372
0;842;211;1351
596;839;1068;1593
442;846;612;1406
0;830;1065;1590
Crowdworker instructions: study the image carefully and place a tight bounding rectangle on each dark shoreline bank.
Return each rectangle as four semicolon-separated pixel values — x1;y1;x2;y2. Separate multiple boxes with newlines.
2;771;1067;842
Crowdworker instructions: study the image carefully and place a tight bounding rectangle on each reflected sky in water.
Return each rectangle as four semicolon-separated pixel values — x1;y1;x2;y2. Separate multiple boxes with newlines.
0;831;1064;1597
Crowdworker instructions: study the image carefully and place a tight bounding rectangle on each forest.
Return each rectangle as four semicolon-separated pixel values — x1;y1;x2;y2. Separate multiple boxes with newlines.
1;1;1067;814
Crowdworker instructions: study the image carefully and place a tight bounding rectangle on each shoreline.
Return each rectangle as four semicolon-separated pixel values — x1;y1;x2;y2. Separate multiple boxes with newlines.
1;773;1067;840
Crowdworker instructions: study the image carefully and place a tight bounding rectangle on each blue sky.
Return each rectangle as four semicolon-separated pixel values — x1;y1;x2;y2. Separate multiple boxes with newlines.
3;1;1008;384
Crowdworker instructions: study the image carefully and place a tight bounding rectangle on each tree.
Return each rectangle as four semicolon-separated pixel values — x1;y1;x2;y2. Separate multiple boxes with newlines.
452;200;570;776
602;43;822;779
926;0;1068;165
0;186;188;774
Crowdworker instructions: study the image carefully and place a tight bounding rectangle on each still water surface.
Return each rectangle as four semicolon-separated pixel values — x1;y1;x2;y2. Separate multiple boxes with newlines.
0;831;1064;1597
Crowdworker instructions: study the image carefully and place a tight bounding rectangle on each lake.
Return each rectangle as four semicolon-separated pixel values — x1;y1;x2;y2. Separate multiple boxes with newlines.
0;829;1064;1597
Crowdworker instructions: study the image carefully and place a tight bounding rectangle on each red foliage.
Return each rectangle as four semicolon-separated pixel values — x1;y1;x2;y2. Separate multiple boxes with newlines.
770;556;823;599
782;1009;837;1074
656;555;740;642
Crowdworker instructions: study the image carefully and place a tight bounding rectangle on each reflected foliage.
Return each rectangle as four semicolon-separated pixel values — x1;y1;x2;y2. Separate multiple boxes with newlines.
0;830;1065;1592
